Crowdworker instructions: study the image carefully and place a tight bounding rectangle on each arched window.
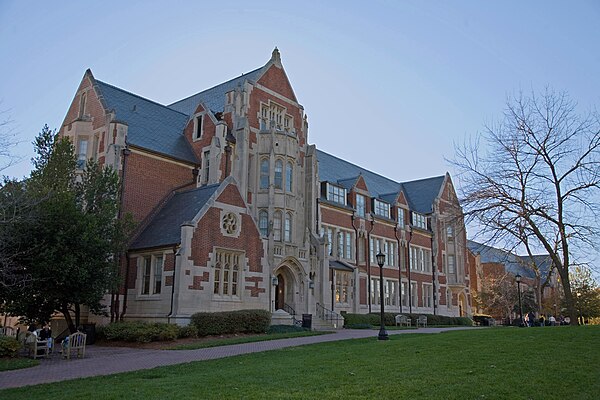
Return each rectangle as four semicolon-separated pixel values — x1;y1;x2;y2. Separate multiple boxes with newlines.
284;212;292;242
259;210;269;237
273;211;282;241
274;160;283;189
285;161;293;192
260;159;269;189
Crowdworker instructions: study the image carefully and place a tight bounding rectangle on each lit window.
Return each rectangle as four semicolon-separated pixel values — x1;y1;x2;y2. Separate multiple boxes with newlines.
335;271;351;304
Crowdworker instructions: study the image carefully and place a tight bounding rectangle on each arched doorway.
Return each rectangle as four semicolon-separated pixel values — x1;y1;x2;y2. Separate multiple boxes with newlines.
275;273;285;310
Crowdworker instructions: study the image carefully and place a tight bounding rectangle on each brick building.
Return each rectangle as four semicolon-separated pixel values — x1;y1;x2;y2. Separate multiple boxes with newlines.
59;49;471;327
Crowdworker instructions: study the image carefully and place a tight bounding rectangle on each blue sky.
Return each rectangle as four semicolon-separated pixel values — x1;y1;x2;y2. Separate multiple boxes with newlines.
1;0;599;264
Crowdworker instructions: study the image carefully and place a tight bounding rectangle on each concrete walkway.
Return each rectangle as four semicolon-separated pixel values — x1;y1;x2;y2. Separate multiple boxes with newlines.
0;327;477;389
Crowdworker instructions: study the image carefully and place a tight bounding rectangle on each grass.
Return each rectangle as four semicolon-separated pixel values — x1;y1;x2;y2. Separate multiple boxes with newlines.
169;330;331;350
0;358;39;372
1;326;599;399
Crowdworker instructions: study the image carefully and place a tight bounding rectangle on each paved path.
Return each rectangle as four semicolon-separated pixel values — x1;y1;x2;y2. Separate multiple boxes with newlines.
0;327;477;389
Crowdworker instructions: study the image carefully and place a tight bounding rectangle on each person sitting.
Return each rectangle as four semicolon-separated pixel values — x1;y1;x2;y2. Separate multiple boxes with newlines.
38;324;53;353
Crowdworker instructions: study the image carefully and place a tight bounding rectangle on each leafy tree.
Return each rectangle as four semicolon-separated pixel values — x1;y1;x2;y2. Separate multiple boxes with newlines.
569;265;600;324
453;89;600;325
1;125;131;332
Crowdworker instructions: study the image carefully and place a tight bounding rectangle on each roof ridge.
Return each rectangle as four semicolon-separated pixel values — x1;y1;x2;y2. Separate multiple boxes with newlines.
96;79;188;118
317;149;401;187
168;66;264;107
401;175;445;185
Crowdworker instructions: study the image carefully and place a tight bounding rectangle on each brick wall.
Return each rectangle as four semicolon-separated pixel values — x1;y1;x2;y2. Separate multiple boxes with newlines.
122;151;195;222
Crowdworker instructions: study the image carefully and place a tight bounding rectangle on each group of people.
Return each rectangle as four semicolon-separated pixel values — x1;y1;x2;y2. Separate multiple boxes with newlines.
523;312;569;327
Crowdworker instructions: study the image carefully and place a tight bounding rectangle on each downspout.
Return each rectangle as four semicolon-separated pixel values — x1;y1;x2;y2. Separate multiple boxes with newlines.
167;244;181;324
394;225;402;313
119;253;130;321
351;214;360;312
407;226;413;314
115;147;131;321
366;216;375;313
431;235;437;316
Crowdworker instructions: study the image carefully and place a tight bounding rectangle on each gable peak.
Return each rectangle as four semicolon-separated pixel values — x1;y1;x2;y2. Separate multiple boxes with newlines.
270;47;282;67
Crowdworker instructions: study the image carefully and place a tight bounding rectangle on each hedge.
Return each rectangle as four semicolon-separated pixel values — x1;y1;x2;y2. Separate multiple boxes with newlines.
343;312;473;327
191;309;271;336
99;321;180;343
0;336;21;357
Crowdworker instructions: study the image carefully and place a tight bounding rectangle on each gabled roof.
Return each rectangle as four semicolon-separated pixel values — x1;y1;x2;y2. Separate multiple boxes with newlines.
94;80;198;164
168;67;264;116
130;184;220;250
401;175;446;214
316;149;445;214
467;240;554;280
337;176;360;191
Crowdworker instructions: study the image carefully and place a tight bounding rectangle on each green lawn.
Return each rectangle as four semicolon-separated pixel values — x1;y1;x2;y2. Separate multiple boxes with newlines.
1;326;599;399
0;358;39;372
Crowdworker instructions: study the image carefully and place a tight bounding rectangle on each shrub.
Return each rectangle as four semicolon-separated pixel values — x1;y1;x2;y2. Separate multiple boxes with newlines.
191;309;271;336
178;324;198;339
0;336;20;357
267;325;308;334
99;321;179;343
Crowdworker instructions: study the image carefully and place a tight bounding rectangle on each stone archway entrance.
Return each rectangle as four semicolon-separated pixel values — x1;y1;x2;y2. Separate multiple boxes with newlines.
275;273;285;310
459;293;466;317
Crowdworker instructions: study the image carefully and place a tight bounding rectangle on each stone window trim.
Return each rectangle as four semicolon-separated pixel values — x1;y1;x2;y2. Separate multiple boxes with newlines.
136;253;165;300
219;209;242;238
193;112;205;141
211;248;245;300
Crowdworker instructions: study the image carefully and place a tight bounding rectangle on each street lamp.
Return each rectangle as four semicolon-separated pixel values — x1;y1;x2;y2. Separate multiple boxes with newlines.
376;251;388;340
515;274;524;327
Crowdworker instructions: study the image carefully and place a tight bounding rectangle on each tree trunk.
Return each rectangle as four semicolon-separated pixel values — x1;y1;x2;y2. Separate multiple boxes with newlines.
61;303;76;333
557;268;578;325
74;303;81;329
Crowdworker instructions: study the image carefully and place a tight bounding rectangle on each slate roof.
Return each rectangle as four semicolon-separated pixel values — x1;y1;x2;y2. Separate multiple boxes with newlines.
467;240;554;280
168;67;264;116
316;150;445;214
95;80;198;164
130;184;220;250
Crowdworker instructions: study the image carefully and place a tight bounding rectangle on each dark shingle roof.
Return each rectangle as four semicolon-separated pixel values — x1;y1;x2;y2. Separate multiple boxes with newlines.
316;150;445;214
95;80;198;164
168;67;264;116
467;240;554;280
130;184;220;250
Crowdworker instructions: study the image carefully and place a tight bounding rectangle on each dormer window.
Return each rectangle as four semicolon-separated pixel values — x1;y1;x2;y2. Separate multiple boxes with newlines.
356;194;366;217
373;199;390;218
412;212;427;229
397;208;405;227
194;114;204;140
325;183;346;205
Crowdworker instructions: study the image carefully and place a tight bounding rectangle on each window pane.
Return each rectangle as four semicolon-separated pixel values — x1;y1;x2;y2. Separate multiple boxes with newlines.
260;159;269;189
286;162;293;192
274;160;283;189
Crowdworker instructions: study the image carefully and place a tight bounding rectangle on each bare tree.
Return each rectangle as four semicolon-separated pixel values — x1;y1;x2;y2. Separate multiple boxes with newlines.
452;89;600;325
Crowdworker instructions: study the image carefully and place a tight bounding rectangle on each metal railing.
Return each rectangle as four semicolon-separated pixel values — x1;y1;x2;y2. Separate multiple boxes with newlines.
316;302;343;328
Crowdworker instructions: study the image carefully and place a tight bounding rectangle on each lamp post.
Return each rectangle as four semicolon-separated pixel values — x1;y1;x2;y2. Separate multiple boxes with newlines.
376;252;388;340
515;274;524;327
